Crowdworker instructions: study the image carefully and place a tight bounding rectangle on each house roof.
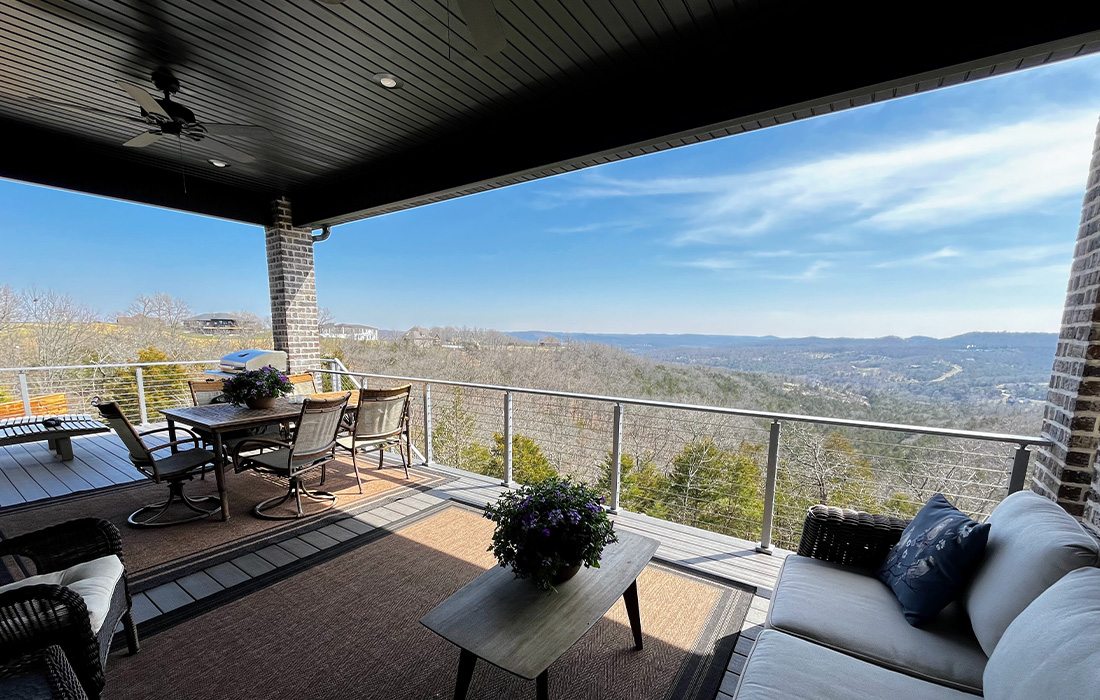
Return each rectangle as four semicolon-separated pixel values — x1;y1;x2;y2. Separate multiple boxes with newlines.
2;2;1098;228
186;313;240;322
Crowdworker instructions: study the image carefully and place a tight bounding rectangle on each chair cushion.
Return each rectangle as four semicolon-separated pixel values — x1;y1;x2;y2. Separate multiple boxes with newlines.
0;555;124;633
964;491;1099;656
876;494;990;626
733;629;977;700
153;448;216;477
768;555;987;693
983;567;1100;699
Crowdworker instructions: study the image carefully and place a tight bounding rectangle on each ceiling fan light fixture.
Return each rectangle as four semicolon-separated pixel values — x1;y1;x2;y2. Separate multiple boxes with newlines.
208;159;230;168
373;73;402;89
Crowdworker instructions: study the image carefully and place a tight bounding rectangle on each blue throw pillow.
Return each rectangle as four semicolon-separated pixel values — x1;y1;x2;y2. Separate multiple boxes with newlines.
876;494;990;626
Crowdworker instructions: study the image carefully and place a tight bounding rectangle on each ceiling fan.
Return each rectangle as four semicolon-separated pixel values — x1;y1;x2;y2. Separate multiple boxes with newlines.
15;67;268;164
113;68;267;164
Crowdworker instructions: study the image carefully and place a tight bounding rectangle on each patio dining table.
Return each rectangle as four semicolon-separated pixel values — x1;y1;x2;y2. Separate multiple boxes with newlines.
160;391;359;521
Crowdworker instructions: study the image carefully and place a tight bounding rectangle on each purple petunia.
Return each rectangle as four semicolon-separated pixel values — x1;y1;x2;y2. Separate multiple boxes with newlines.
547;509;563;525
585;501;601;513
566;509;581;525
541;528;552;537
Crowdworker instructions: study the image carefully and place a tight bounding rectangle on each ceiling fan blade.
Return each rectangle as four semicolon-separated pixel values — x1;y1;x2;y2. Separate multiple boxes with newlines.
123;131;163;148
200;122;271;139
202;135;256;164
116;80;170;119
454;0;507;55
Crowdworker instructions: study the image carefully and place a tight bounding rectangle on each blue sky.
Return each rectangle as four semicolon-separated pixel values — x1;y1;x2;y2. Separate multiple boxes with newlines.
3;53;1100;337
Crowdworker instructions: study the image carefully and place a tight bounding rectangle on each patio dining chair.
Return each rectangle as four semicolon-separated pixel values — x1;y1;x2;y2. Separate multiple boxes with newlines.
230;393;350;520
288;372;318;395
187;378;281;456
336;384;412;484
94;401;220;527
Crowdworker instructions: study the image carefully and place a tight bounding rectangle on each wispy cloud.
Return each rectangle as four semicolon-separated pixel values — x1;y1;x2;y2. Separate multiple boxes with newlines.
544;220;647;235
766;260;832;281
567;111;1098;244
873;246;962;269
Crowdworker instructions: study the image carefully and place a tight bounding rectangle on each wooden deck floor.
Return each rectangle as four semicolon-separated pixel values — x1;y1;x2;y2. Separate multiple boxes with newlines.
0;438;781;699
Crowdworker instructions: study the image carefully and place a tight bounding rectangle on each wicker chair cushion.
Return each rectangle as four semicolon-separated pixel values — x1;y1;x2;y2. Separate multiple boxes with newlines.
0;555;123;633
983;567;1100;699
733;630;974;700
768;555;987;693
964;491;1099;656
876;494;990;626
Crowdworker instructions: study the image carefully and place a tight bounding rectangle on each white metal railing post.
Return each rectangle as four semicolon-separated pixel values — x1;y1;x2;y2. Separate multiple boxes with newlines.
135;367;149;425
610;402;624;513
503;391;514;486
422;383;433;465
757;420;782;554
1008;444;1032;493
18;372;31;416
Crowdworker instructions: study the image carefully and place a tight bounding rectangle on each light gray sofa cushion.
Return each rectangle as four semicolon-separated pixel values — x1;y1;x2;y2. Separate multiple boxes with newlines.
768;555;987;693
964;491;1099;656
983;567;1100;699
734;629;977;700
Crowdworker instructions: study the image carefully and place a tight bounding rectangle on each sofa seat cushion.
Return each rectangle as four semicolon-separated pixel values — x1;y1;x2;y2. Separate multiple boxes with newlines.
983;567;1100;699
964;491;1099;656
0;555;124;633
733;629;978;700
768;555;987;693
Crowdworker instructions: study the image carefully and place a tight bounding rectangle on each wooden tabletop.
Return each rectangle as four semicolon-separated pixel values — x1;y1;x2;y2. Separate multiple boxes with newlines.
161;391;358;432
420;529;659;680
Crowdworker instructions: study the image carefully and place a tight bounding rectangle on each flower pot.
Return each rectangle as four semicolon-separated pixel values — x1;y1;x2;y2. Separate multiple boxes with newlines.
551;563;582;585
245;396;277;410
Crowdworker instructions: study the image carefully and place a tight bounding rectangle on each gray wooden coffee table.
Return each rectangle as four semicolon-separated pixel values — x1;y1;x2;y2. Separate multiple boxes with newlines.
421;529;660;700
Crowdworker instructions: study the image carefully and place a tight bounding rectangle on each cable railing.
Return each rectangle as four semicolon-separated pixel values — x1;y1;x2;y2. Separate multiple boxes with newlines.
0;358;1050;552
317;359;1050;552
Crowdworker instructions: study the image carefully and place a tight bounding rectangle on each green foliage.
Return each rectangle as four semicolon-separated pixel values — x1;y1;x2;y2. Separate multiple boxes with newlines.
465;432;556;485
666;437;763;535
221;366;293;406
484;477;617;590
597;452;671;519
105;347;191;422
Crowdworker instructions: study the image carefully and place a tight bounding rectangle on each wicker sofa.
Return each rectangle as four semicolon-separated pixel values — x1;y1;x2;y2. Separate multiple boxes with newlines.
732;491;1100;699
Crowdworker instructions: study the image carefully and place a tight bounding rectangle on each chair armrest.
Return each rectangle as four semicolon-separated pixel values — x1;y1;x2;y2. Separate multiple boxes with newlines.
796;505;909;570
0;645;89;700
140;425;200;445
147;439;205;454
0;519;123;574
0;586;99;697
231;437;293;464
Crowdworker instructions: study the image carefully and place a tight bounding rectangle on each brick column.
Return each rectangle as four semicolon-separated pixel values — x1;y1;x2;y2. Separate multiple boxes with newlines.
1035;116;1100;528
265;197;320;373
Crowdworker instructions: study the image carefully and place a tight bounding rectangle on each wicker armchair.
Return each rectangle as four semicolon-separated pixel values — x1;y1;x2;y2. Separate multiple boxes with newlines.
0;645;89;699
796;504;910;570
0;519;138;700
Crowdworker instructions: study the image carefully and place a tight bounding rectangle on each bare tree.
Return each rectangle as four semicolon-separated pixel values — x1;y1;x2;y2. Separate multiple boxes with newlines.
126;293;192;326
18;288;100;372
317;306;335;331
0;285;17;335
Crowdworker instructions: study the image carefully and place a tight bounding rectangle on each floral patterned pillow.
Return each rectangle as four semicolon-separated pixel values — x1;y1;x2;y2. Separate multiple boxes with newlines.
876;494;991;626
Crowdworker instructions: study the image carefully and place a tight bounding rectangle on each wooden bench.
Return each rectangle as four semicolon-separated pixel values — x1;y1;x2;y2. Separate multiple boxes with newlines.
0;414;109;461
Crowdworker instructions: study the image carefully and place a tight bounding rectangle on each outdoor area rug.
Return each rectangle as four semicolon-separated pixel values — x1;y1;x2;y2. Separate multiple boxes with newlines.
105;503;751;700
0;454;450;589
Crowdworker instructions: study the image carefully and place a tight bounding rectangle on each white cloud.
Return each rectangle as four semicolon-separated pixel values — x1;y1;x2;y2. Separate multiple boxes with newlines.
570;111;1099;243
766;260;831;281
873;246;962;268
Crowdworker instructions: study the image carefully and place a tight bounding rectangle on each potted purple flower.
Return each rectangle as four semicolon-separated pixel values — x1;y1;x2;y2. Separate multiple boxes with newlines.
221;365;294;409
484;477;617;591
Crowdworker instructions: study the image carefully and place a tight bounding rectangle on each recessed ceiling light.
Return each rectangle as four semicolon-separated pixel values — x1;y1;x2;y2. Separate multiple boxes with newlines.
208;159;229;168
373;73;402;89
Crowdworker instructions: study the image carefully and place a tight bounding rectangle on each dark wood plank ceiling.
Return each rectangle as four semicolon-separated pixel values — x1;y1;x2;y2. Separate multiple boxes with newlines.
1;0;1099;227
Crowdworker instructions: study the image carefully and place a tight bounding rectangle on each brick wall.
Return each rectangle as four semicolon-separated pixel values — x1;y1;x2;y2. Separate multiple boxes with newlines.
1035;116;1100;529
265;197;320;374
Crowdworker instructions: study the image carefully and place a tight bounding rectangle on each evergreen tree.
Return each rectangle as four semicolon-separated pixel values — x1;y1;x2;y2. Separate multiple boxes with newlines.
465;432;556;484
596;452;671;519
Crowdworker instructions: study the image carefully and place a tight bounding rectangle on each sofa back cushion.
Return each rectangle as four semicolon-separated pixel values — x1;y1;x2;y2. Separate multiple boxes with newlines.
983;567;1100;699
965;491;1099;655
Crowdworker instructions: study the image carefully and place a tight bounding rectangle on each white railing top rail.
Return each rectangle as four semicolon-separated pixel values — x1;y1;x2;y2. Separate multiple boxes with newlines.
322;366;1049;448
0;360;218;372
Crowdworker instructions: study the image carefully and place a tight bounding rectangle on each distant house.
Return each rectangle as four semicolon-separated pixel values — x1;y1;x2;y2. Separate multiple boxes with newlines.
403;326;440;347
321;323;379;341
185;313;243;335
538;335;563;348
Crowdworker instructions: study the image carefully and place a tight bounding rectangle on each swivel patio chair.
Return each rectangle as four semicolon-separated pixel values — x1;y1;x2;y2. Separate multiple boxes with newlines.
288;372;318;395
230;393;350;520
0;518;139;700
336;384;413;484
95;401;221;527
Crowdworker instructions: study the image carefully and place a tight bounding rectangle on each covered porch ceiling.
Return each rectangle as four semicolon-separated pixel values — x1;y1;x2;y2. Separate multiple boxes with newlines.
1;1;1099;228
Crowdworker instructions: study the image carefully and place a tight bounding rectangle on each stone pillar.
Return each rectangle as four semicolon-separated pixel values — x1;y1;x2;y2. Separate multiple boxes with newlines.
265;197;320;373
1035;116;1100;529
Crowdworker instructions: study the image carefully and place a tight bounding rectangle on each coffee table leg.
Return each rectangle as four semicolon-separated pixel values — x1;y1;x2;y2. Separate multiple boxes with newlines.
212;432;230;522
624;579;643;650
536;670;549;700
56;436;73;461
454;649;477;700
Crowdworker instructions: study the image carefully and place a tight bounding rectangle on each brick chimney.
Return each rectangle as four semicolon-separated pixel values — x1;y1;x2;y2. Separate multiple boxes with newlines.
1034;116;1100;530
265;197;320;374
